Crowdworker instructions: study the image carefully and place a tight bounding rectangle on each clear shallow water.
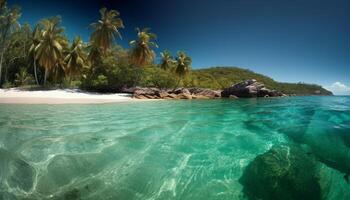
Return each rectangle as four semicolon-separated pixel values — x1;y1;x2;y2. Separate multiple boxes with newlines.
0;96;350;200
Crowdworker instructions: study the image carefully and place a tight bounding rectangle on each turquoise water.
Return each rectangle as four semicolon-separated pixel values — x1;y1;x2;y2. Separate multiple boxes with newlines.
0;96;350;200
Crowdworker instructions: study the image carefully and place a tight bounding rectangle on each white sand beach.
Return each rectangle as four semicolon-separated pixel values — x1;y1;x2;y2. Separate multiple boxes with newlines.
0;88;147;104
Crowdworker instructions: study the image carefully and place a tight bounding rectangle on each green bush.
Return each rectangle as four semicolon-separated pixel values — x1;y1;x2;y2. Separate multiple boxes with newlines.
14;68;35;86
80;54;141;92
139;66;178;89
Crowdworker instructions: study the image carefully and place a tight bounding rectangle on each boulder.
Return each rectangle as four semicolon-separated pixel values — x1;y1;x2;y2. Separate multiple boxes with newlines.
192;95;210;99
177;93;193;99
172;88;191;95
239;145;322;200
133;87;161;99
196;89;221;98
187;87;222;98
222;79;285;98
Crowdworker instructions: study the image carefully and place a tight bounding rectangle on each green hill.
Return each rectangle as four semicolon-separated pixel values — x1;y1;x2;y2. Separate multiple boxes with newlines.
188;67;332;95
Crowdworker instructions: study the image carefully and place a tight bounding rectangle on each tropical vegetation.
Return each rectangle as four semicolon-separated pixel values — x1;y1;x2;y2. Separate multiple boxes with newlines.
0;0;332;95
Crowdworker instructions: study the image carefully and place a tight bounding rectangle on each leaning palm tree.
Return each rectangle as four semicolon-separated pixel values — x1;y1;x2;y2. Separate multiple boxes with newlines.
34;16;65;85
28;25;41;85
89;7;124;54
174;51;192;88
160;50;174;70
129;28;158;67
64;36;86;78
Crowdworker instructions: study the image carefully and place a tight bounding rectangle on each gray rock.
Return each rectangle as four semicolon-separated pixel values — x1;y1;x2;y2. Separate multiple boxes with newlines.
222;79;285;98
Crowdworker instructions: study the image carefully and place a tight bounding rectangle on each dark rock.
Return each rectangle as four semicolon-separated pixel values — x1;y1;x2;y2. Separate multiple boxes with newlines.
222;79;285;98
239;145;322;200
0;148;36;192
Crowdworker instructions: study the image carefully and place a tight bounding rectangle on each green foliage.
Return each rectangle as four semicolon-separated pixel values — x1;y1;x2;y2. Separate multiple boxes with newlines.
81;51;140;92
139;66;177;89
0;3;21;84
14;67;34;86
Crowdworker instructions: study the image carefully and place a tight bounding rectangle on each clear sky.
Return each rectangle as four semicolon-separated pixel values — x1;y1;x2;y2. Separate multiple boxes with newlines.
7;0;350;94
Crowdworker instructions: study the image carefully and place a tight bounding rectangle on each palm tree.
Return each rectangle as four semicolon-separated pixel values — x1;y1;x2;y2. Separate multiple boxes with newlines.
130;28;158;67
160;50;174;70
174;51;192;88
28;25;41;85
0;5;20;85
14;67;33;86
64;36;86;79
34;16;65;85
90;7;124;54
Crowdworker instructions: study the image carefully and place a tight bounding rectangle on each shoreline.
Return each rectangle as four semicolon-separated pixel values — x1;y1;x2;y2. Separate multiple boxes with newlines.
0;88;157;104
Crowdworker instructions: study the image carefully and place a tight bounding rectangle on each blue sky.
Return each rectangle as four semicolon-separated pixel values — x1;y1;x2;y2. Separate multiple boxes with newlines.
8;0;350;94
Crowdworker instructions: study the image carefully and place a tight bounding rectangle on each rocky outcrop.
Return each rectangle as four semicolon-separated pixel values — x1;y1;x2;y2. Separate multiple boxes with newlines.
239;145;322;200
125;80;286;100
130;87;222;100
221;79;286;98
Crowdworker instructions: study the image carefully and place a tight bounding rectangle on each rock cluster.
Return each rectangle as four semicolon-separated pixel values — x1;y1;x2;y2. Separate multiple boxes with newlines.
221;79;285;98
124;87;222;100
239;145;322;200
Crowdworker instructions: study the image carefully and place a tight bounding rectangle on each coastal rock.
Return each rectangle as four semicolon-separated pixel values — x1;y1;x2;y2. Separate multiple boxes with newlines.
131;87;222;100
133;87;161;99
239;145;322;200
222;79;285;98
192;95;210;99
173;88;191;95
196;89;222;98
177;93;193;99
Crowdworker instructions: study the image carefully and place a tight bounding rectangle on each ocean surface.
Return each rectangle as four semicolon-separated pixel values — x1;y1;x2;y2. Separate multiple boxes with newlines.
0;96;350;200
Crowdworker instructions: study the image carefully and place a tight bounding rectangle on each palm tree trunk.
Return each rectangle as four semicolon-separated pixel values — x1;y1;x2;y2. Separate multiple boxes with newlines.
44;68;48;85
33;59;39;85
0;49;4;86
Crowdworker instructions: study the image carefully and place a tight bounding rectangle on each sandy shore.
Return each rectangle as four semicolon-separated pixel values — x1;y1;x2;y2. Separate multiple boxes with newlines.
0;88;150;104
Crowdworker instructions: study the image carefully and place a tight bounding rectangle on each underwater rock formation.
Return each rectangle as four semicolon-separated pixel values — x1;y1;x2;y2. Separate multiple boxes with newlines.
0;148;36;193
239;145;322;200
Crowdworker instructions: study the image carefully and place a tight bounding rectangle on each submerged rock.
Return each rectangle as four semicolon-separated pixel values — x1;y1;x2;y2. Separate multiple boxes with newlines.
0;148;36;193
221;79;285;98
239;145;322;200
